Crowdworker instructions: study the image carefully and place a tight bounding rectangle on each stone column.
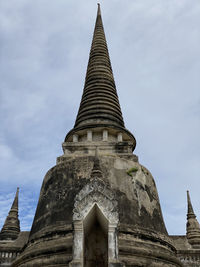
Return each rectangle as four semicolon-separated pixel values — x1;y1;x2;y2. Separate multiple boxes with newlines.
108;223;118;261
69;221;83;267
108;223;124;267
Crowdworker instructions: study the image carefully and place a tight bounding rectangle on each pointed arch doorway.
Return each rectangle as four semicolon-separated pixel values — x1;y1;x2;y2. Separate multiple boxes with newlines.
84;204;108;267
70;178;120;267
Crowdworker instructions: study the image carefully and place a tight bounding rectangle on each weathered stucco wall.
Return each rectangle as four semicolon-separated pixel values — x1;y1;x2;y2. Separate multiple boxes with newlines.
12;154;182;266
30;154;168;239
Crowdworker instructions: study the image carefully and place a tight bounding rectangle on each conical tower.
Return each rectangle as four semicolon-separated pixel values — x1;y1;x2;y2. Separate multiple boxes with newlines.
186;190;200;247
74;4;124;130
13;5;182;267
64;4;136;154
0;188;20;240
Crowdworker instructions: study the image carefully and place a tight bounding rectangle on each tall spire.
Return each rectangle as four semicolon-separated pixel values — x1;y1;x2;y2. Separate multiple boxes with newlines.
65;4;135;147
187;190;195;218
74;3;124;129
0;188;20;240
186;190;200;247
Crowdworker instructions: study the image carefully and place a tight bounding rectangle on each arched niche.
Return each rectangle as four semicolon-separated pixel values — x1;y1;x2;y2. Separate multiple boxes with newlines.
84;204;108;267
70;178;121;267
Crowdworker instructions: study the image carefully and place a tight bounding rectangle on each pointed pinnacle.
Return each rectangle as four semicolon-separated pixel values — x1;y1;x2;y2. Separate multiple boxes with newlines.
91;147;102;179
0;188;20;240
186;190;200;246
97;3;101;15
11;187;19;211
187;190;196;219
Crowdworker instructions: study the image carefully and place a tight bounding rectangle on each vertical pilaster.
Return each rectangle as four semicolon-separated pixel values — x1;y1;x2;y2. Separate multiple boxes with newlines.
103;130;108;141
73;134;79;142
108;223;118;262
70;221;84;267
117;132;123;142
87;130;92;141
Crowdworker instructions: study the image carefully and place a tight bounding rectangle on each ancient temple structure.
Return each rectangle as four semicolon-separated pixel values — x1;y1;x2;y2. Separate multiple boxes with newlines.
0;189;29;266
0;4;200;267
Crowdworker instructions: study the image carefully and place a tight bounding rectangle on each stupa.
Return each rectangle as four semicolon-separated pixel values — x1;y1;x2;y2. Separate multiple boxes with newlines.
0;4;200;267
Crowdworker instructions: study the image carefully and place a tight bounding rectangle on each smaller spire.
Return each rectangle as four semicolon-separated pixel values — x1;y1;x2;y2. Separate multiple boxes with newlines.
12;187;19;210
0;188;20;240
186;190;200;247
90;147;103;179
187;190;195;219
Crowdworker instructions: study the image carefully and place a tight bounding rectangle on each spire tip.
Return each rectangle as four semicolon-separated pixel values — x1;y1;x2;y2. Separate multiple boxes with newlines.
97;3;101;15
187;190;195;217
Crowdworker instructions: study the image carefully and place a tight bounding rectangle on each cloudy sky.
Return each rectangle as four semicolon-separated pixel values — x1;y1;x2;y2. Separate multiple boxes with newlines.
0;0;199;235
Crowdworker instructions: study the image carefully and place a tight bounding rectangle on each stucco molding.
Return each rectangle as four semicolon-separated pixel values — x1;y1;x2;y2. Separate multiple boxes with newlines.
73;177;119;224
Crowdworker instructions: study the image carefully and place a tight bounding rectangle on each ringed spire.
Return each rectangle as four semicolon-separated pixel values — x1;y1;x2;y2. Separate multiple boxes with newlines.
0;188;20;240
74;3;124;129
65;4;136;148
186;190;200;247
